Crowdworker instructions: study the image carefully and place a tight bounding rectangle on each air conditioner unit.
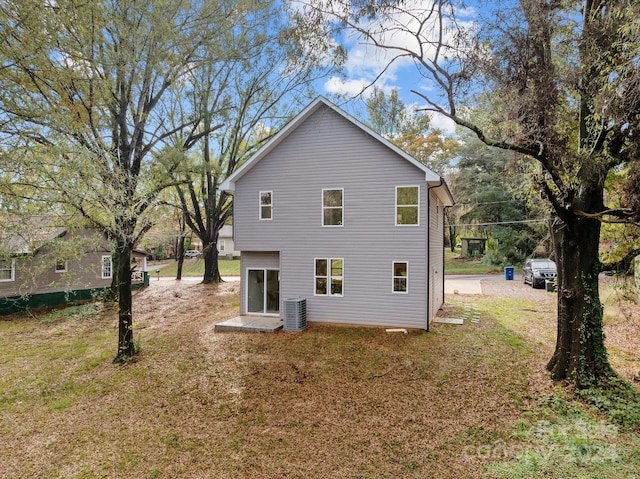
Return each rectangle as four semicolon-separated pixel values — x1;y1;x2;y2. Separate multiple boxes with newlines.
283;298;307;331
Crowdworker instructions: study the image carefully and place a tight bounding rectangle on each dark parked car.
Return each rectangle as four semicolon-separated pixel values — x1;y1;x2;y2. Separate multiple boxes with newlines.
523;258;557;288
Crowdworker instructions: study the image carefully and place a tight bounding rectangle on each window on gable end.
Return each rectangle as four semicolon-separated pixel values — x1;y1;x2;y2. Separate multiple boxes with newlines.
322;188;343;226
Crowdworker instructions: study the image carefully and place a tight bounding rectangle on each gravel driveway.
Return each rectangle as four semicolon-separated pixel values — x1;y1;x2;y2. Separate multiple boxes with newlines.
445;273;553;300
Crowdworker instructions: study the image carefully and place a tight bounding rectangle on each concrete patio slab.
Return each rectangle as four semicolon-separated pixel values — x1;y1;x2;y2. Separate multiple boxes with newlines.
433;317;464;325
214;315;283;333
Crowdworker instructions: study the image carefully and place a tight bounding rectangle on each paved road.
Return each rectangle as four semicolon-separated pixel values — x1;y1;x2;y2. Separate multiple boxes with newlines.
445;274;506;295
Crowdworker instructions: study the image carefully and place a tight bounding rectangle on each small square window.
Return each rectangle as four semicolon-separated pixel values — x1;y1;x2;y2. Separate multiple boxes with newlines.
315;258;343;296
0;259;15;282
55;260;68;273
260;191;272;220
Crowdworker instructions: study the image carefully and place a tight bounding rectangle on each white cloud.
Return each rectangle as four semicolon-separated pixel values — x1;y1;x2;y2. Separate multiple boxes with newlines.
427;111;457;135
317;0;477;113
324;77;371;97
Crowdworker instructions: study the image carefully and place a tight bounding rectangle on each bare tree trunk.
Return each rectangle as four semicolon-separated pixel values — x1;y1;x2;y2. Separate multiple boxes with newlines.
176;235;186;280
114;236;135;362
107;251;119;301
202;238;222;284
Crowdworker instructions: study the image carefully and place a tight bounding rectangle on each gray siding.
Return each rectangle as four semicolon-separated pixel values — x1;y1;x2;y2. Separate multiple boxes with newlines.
428;194;445;326
234;105;434;328
0;252;111;298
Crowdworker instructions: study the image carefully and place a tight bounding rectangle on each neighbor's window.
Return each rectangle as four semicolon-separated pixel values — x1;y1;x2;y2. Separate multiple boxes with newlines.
218;240;226;252
101;255;113;279
0;259;15;282
260;191;272;220
322;188;343;226
55;260;68;273
396;186;419;225
315;258;343;296
392;261;408;293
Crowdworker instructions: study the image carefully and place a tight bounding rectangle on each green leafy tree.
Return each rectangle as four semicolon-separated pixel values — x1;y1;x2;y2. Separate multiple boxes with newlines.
167;2;341;284
299;0;640;387
0;0;260;361
453;129;544;263
365;87;458;175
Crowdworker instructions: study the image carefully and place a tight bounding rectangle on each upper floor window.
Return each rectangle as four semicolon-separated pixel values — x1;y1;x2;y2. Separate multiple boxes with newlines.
314;258;343;296
396;186;419;226
322;188;343;226
55;260;68;273
101;255;113;279
392;261;408;293
0;259;15;282
260;191;272;220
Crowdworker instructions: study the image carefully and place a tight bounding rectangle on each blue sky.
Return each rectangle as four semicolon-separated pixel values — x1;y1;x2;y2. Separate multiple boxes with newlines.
308;0;482;135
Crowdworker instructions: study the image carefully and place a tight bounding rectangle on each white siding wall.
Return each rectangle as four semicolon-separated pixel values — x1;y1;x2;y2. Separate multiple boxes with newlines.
234;106;431;328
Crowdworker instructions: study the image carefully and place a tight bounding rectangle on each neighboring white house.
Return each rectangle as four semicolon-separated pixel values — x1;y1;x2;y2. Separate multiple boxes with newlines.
217;225;240;258
220;96;454;329
189;225;240;258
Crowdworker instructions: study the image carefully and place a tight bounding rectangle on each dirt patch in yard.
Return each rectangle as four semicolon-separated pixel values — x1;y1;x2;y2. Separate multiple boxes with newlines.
1;275;638;478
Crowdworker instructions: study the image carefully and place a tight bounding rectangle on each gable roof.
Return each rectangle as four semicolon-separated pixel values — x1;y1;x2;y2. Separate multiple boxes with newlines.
219;96;454;206
0;216;111;255
0;216;67;254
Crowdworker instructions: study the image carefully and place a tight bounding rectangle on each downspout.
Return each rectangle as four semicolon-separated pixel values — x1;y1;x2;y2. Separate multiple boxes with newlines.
426;177;445;332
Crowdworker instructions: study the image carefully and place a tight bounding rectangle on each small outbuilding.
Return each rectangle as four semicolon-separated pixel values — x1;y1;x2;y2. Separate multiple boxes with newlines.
460;238;487;258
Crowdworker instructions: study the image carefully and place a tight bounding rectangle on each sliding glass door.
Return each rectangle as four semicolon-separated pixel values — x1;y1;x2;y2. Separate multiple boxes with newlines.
247;269;280;314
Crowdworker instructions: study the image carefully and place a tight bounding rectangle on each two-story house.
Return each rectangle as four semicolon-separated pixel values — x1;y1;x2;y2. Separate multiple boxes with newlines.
220;97;454;330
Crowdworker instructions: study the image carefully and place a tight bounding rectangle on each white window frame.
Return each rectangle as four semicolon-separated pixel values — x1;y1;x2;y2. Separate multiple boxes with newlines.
101;255;113;279
322;188;344;227
55;260;68;273
392;261;409;294
395;185;420;226
314;257;344;297
218;240;226;252
0;259;15;282
259;191;273;220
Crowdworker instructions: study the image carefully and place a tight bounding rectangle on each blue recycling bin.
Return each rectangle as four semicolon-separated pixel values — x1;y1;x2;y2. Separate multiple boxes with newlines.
504;266;514;280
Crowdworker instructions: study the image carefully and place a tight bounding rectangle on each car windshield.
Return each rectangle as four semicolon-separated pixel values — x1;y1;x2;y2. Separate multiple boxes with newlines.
532;260;555;269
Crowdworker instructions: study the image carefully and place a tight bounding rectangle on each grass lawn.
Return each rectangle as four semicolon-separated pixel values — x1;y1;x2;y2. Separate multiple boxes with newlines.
1;279;639;478
154;258;240;278
154;251;499;278
444;248;508;275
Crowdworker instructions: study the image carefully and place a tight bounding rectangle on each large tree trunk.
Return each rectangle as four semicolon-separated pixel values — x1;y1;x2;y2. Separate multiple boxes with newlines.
546;182;615;387
176;234;186;280
202;237;222;284
114;235;135;363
